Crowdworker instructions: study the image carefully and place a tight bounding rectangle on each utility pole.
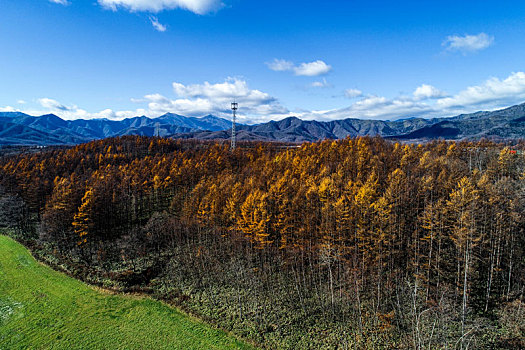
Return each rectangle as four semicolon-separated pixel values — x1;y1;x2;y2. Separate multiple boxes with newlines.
231;101;238;151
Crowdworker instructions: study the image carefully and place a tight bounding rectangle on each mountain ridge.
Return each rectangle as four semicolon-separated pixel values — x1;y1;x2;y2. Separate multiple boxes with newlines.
0;113;233;145
177;103;525;142
1;102;524;145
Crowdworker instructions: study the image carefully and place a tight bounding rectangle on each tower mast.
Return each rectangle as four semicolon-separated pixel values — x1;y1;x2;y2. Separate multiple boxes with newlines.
231;101;238;150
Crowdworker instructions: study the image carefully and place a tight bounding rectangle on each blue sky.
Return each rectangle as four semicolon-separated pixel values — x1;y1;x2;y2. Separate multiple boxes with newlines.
1;0;525;123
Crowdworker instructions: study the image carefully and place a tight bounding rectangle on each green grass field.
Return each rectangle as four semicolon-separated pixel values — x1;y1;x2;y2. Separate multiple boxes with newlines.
0;235;254;350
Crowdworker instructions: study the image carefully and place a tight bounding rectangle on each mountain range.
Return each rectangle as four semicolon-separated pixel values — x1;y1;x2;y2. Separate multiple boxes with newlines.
0;113;231;145
177;103;525;142
1;102;525;145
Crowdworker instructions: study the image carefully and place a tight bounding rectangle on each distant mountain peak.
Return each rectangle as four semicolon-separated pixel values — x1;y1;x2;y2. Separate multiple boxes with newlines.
158;112;186;118
0;112;31;118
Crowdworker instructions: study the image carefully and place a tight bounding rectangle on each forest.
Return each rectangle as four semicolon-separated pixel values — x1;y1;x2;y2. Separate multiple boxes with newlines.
0;136;524;349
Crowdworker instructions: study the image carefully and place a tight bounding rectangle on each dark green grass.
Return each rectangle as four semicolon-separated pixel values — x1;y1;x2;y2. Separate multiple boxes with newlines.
0;235;254;350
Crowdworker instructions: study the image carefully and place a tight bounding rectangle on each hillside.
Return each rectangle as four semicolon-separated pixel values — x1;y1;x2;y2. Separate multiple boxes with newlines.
1;137;523;349
0;234;253;350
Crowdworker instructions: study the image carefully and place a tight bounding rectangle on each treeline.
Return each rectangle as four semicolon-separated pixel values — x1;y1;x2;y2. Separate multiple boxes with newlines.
0;136;524;349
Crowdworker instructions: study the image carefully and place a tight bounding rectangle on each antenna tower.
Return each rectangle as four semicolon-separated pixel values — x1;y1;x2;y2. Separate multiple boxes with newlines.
231;101;238;150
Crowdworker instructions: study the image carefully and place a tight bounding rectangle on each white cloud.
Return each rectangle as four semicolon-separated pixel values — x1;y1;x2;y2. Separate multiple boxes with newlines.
294;60;332;76
311;96;431;121
98;0;222;14
172;78;274;102
93;108;148;120
266;59;294;72
4;79;287;123
155;78;288;120
310;78;332;88
17;100;26;105
413;84;447;100
149;16;167;32
49;0;69;5
311;79;331;88
36;98;93;119
38;98;71;111
443;33;494;54
8;72;525;124
267;59;332;76
32;98;131;120
435;72;525;110
307;72;525;121
344;88;363;98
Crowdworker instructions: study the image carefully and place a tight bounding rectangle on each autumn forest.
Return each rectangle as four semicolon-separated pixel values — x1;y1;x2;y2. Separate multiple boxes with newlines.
0;136;524;349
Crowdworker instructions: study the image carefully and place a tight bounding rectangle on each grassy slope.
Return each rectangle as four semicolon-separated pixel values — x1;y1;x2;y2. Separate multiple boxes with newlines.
0;235;254;350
